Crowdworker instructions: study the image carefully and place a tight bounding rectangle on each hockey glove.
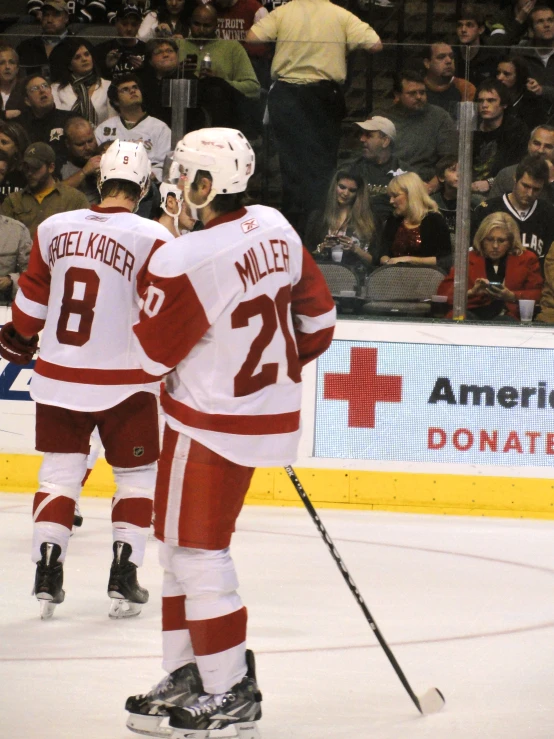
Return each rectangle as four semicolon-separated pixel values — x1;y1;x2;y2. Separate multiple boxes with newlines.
0;322;39;365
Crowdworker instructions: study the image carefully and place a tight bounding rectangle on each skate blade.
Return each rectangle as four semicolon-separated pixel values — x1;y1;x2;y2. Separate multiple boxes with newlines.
126;713;172;737
38;599;57;620
109;597;143;619
170;724;260;739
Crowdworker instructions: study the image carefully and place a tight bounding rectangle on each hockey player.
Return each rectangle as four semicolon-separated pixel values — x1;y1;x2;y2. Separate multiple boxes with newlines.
126;128;336;739
0;140;170;620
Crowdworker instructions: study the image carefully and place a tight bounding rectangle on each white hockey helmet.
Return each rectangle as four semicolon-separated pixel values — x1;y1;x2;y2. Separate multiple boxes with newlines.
159;182;183;217
172;128;255;196
99;140;151;200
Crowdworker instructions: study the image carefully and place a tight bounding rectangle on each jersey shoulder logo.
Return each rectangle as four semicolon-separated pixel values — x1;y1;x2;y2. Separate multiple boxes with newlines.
241;217;259;233
50;128;63;141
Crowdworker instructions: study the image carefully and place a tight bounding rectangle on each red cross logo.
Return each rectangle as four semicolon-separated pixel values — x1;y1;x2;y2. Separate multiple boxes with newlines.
323;347;402;428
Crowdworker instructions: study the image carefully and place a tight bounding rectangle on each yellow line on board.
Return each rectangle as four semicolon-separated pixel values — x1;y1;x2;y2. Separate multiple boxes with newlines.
1;454;554;520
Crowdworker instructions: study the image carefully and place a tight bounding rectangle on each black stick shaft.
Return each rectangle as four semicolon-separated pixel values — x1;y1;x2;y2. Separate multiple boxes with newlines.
284;465;423;714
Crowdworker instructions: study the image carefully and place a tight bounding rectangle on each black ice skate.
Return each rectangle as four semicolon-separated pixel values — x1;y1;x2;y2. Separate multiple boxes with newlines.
107;541;148;619
34;542;65;620
73;501;83;528
168;650;262;739
126;662;203;738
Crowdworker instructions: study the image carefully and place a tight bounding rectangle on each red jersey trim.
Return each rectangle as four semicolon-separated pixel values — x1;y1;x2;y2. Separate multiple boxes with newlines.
90;205;132;214
161;389;300;436
204;207;248;230
34;358;164;385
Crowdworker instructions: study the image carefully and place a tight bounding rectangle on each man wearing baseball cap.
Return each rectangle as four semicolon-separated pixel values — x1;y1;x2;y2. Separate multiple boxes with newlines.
348;115;411;219
27;0;108;24
1;142;89;237
95;4;147;80
18;1;73;76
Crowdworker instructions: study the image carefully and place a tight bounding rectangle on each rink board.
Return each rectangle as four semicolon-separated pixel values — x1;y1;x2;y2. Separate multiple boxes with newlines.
2;307;554;518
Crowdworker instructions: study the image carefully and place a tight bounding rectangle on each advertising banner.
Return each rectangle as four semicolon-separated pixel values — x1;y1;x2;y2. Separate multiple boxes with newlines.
315;340;554;467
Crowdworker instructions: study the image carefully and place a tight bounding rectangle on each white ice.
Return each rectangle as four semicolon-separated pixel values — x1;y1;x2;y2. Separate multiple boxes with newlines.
1;492;554;739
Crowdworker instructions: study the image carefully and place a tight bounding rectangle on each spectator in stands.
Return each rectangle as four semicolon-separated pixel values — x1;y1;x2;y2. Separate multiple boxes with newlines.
432;155;482;238
348;115;410;221
0;142;89;237
60;116;101;204
0;46;25;122
304;166;378;278
515;5;554;106
139;38;183;126
493;0;540;45
18;75;73;171
496;55;551;131
422;42;476;119
213;0;270;87
17;0;73;78
0;151;10;205
138;0;195;40
490;124;554;201
178;5;261;133
49;38;116;126
97;73;171;181
27;0;108;23
473;154;554;268
0;215;32;304
376;70;458;193
380;171;452;271
246;0;381;234
94;4;148;80
472;79;529;195
438;211;543;320
0;120;30;197
453;5;501;87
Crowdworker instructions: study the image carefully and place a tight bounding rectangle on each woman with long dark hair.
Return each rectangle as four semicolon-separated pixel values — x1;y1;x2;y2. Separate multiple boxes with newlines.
0;120;29;196
305;166;379;277
496;55;551;131
138;0;196;41
49;37;115;126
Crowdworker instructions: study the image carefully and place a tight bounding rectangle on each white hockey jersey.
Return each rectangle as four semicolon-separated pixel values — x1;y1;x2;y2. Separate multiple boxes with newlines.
134;204;336;466
13;206;169;411
95;115;171;181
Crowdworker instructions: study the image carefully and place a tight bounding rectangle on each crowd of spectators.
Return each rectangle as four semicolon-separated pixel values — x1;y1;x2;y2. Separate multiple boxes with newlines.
2;0;554;321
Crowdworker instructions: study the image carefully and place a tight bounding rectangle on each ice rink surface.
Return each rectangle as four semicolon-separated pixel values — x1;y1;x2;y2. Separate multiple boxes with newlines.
1;491;554;739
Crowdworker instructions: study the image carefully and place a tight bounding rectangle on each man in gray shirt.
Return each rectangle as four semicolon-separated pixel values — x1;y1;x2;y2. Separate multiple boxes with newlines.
0;215;32;304
375;70;458;193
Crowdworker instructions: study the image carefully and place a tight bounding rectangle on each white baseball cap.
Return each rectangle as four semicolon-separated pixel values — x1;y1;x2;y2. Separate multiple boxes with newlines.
355;116;396;140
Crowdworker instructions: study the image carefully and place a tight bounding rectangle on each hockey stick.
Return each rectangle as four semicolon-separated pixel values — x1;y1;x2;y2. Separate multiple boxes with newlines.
284;465;445;716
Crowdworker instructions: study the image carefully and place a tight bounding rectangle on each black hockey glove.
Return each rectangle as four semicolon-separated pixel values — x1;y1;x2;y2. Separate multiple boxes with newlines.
0;322;39;365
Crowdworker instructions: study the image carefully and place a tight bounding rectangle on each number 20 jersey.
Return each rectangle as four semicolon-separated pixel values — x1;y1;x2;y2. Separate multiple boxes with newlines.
12;206;169;411
133;204;337;467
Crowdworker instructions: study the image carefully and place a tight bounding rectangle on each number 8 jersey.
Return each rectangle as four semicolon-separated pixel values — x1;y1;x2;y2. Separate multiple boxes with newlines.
133;204;336;467
12;206;170;411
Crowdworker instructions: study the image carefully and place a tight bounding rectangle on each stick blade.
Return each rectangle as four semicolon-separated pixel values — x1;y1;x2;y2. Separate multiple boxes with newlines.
418;688;445;715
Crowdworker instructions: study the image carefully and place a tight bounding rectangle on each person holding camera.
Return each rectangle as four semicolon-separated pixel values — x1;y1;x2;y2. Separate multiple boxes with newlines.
437;211;543;320
305;166;379;279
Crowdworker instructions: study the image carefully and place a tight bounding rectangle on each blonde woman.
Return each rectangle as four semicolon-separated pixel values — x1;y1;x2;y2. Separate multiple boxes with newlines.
438;212;543;320
305;167;379;276
380;171;451;270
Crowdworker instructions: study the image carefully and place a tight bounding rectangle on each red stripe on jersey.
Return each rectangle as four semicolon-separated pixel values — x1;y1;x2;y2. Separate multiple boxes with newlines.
34;357;164;385
188;606;247;657
296;326;335;367
33;491;75;529
162;594;188;632
136;238;167;296
11;303;45;337
203;207;247;230
161;388;301;435
111;497;153;528
154;425;180;544
134;271;211;370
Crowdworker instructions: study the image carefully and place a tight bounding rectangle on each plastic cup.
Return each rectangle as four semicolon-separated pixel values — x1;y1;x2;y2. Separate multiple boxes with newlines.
331;245;343;263
519;299;535;323
430;294;448;318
